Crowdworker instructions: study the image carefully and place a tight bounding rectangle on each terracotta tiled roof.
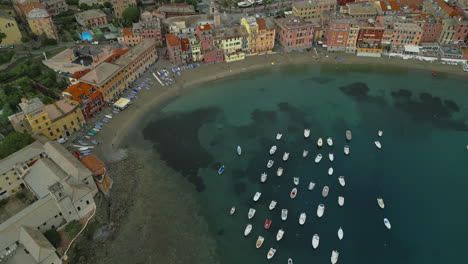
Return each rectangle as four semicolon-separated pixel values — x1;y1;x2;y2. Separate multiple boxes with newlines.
122;28;133;36
63;82;101;103
165;33;181;47
104;48;129;63
180;38;189;51
197;24;212;31
70;69;91;79
433;0;459;16
257;18;267;30
379;1;400;12
21;2;45;16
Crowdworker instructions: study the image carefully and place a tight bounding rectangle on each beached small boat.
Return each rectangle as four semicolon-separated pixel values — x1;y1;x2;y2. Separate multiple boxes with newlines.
281;209;288;221
375;141;382;149
283;152;290;161
270;145;277;155
253;192;261;202
329;153;334;162
290;188;297;199
230;206;236;215
218;165;225;175
237;145;242;155
346;130;352;141
317;204;325;218
267;160;274;168
299;212;307;225
315;154;322;163
317;138;323;147
277;167;283;176
267;248;276;259
276;229;284;241
338;196;344;207
377;198;385;209
308;181;316;190
105;114;113;119
344;145;350;155
378;130;383;137
269;200;277;211
244;224;252;236
276;133;282;140
328;167;334;176
327;137;333;146
338;176;345;187
312;234;320;249
248;208;256;219
384;218;392;229
261;172;267;183
293;177;299;186
288;258;293;264
303;150;309;157
264;219;272;229
256;236;264;248
304;129;310;138
331;250;339;264
322;186;329;198
338;227;344;240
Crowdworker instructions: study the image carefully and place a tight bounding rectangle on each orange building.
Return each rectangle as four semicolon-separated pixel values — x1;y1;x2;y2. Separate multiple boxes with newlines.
255;18;276;54
118;27;142;47
80;154;113;196
21;2;58;40
62;82;105;121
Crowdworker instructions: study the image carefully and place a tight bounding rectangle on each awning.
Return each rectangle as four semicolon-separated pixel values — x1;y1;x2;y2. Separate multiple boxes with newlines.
113;98;130;109
404;45;421;53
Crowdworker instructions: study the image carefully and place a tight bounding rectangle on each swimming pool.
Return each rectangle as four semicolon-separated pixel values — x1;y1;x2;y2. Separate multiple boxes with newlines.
79;32;92;41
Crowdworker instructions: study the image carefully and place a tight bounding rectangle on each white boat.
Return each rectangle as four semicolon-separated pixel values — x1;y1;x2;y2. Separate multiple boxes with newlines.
315;154;322;163
276;133;282;140
244;224;252;236
105;114;113;119
269;200;277;211
290;188;297;199
283;152;290;161
267;248;276;259
384;218;392;229
327;137;333;146
322;186;329;197
276;229;284;241
317;137;323;147
261;172;267;183
303;150;309;157
237;145;242;155
346;130;352;141
338;176;345;187
338;227;344;240
331;250;339;264
248;208;256;219
338;196;344;207
230;206;236;215
267;160;274;168
312;234;320;249
304;129;310;138
269;145;277;155
277;167;283;176
288;258;293;264
308;181;316;190
328;167;334;176
293;177;299;186
253;192;261;202
375;141;382;149
344;145;350;155
281;209;288;221
377;198;385;209
256;236;264;248
329;153;334;162
317;204;325;218
299;212;306;225
378;130;383;137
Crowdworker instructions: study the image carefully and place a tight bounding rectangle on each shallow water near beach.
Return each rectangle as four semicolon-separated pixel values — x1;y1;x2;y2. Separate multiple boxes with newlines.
129;64;468;264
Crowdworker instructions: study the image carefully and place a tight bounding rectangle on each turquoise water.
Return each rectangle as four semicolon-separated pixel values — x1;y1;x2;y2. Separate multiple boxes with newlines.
141;64;468;263
80;31;92;41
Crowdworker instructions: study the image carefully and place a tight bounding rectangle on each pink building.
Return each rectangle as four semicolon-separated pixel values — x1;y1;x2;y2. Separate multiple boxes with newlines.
453;17;468;44
391;22;423;46
326;19;354;51
166;33;184;65
274;17;315;52
134;11;163;46
202;46;224;64
75;9;108;27
196;24;214;52
418;18;442;43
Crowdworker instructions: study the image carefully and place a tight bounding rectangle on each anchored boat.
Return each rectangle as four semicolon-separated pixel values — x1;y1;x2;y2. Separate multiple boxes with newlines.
267;248;276;259
329;153;334;162
303;149;309;157
253;192;262;202
322;186;329;198
281;209;288;221
261;172;267;183
248;208;256;219
346;130;352;141
308;181;316;190
293;177;299;186
327;137;333;146
256;236;264;248
277;167;283;176
317;204;325;218
299;212;307;225
269;200;277;211
338;176;345;187
290;188;297;199
218;165;225;175
317;138;323;147
276;229;284;241
237;145;242;155
331;250;339;264
384;218;392;229
338;227;344;240
270;145;277;155
244;224;252;236
377;198;385;209
276;133;282;140
328;167;334;176
375;141;382;149
315;154;322;163
229;206;236;215
283;152;290;161
267;160;274;168
344;145;350;155
304;129;310;138
338;196;344;207
312;234;320;249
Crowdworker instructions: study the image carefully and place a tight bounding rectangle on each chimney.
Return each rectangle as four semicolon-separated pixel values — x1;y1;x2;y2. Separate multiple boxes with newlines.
214;13;221;28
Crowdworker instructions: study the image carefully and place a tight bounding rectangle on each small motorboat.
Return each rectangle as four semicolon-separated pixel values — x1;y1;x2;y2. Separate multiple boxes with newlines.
230;206;236;215
338;227;344;240
303;150;309;157
248;208;256;219
290;188;297;199
270;145;277;155
338;176;345;187
308;181;316;190
276;133;282;140
283;152;290;161
267;248;276;259
315;153;322;163
105;114;113;119
288;258;293;264
218;165;225;175
267;160;274;168
277;167;283;176
293;177;299;186
346;130;352;141
264;219;272;229
256;236;264;248
327;137;333;146
281;209;288;221
384;218;392;229
377;198;385;209
328;167;334;176
344;145;350;155
253;192;262;202
317;204;325;218
237;145;242;155
261;172;267;183
312;234;320;249
331;250;339;264
299;212;307;225
338;196;344;207
276;229;284;241
304;129;310;138
375;141;382;149
269;200;277;211
329;153;334;162
378;130;383;137
317;138;323;147
322;186;329;198
244;224;252;236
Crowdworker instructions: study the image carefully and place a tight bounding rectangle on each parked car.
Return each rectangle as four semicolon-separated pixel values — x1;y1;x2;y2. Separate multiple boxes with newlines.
91;41;99;45
57;137;68;144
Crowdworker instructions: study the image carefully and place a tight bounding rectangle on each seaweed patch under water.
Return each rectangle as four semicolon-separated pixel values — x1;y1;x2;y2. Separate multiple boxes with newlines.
339;82;370;98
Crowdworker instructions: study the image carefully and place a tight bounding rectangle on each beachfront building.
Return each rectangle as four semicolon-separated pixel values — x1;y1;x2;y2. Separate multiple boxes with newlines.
8;98;86;140
0;141;98;264
79;62;126;102
391;22;423;47
213;26;248;62
21;2;58;40
356;23;385;57
166;33;194;64
112;0;137;18
416;16;443;43
62;82;106;121
274;17;316;52
202;46;224;64
80;154;113;196
196;24;214;52
0;10;22;45
326;19;352;51
40;0;68;16
346;22;360;53
453;16;468;44
438;18;457;44
75;9;108;28
240;16;275;55
292;0;337;20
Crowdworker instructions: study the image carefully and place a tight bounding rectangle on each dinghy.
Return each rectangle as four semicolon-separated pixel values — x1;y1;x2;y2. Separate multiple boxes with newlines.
218;165;225;175
283;152;290;161
329;153;334;162
317;138;323;147
288;258;293;264
377;198;385;209
269;145;277;155
338;176;345;186
267;160;274;168
293;177;299;186
281;209;288;221
253;192;261;202
331;250;339;264
317;204;325;218
105;114;113;119
248;208;256;219
315;154;322;163
308;182;316;190
303;150;309;157
338;227;344;240
230;206;236;215
346;130;352;141
338;196;344;207
237;145;242;155
264;219;272;229
299;212;306;225
384;218;392;229
378;130;383;137
244;224;252;236
344;145;350;155
276;133;282;140
267;248;276;259
327;137;333;146
277;167;283;176
269;200;277;211
304;129;310;138
276;229;284;241
261;172;267;183
256;236;264;248
322;186;329;198
290;188;297;199
374;141;382;149
312;234;320;249
328;167;334;176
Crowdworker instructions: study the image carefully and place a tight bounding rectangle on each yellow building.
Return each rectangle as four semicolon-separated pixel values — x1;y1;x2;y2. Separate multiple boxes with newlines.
21;2;58;40
0;10;22;45
292;0;337;20
225;52;245;63
189;34;201;62
9;98;86;140
214;25;248;54
241;16;275;55
241;16;258;54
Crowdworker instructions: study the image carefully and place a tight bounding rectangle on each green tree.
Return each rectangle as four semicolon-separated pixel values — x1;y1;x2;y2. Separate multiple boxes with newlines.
65;220;82;239
66;0;79;5
0;32;6;43
122;7;140;27
44;229;61;247
0;132;35;159
79;3;90;10
103;1;112;8
42;38;58;46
